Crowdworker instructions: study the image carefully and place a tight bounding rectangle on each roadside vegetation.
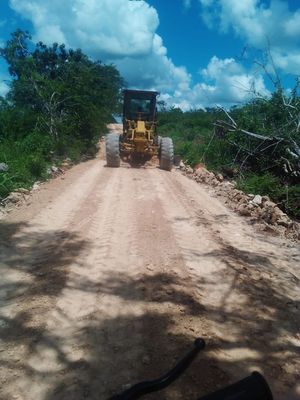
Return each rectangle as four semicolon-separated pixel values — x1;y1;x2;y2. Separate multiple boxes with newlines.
0;29;123;199
158;89;300;218
1;30;299;219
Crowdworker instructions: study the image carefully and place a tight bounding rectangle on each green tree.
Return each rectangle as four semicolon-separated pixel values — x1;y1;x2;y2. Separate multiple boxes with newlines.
0;29;124;198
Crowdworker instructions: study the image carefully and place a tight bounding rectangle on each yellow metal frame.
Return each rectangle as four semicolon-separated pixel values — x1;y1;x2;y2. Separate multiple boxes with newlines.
121;118;158;156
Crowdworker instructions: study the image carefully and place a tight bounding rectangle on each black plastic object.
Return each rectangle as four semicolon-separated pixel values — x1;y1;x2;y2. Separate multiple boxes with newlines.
108;338;273;400
109;338;205;400
198;371;273;400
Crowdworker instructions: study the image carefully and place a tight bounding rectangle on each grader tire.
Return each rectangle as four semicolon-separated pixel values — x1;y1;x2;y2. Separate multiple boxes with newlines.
160;137;174;171
155;135;162;147
106;133;120;167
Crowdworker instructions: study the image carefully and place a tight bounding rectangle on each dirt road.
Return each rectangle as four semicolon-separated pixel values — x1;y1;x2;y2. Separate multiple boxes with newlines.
0;130;299;400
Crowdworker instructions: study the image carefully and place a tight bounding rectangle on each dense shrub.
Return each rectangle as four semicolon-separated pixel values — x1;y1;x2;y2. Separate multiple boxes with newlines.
157;99;300;218
0;29;123;199
236;173;284;198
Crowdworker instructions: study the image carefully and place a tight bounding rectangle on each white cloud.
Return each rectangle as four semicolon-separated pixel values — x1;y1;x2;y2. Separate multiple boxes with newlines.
168;56;269;110
10;0;159;58
198;0;300;75
114;33;192;92
8;0;270;109
199;56;269;103
284;10;300;36
0;74;9;97
202;56;243;78
9;0;193;105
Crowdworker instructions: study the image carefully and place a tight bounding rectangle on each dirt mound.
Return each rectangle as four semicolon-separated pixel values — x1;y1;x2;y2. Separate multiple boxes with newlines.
180;162;300;241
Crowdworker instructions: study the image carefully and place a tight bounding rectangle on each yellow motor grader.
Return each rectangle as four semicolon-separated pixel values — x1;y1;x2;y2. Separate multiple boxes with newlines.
106;90;174;170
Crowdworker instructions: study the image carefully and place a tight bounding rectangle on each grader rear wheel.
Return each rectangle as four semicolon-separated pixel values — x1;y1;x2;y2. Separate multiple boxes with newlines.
106;133;120;167
159;137;174;171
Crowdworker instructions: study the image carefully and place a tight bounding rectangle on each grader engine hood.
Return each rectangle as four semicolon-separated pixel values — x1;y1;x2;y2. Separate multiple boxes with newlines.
136;120;146;133
134;121;148;153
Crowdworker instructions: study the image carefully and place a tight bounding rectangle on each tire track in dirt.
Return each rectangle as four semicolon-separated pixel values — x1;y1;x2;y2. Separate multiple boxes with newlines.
15;167;123;400
151;168;300;399
1;156;299;400
0;162;114;400
17;167;151;400
129;168;223;400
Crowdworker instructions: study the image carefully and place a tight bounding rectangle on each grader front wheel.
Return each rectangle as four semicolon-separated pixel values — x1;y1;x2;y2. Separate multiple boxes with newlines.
159;137;174;171
106;133;120;167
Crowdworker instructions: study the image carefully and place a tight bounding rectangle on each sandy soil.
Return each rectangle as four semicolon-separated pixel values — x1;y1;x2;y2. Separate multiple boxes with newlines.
0;126;299;400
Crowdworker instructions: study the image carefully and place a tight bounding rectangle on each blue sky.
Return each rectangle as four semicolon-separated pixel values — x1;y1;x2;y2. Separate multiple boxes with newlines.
147;0;246;80
0;0;300;109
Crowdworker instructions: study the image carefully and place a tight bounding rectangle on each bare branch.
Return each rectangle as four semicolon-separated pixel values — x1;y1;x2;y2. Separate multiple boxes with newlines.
216;106;237;127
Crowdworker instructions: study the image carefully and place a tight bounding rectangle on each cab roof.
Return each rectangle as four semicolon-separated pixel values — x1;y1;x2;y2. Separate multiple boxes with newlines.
123;89;159;100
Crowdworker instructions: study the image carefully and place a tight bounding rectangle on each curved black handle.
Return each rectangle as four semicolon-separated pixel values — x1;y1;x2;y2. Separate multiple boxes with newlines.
109;338;205;400
109;338;273;400
198;371;273;400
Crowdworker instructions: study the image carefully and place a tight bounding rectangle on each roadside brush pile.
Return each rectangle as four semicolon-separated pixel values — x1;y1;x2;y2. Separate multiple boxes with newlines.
158;87;300;220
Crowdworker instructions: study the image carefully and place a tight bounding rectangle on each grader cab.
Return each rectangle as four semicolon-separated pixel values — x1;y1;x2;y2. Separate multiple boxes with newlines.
106;90;174;171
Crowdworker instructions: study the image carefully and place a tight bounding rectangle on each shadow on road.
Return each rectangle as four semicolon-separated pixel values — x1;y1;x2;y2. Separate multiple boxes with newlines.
0;221;299;399
0;221;89;299
41;260;298;399
0;220;90;397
